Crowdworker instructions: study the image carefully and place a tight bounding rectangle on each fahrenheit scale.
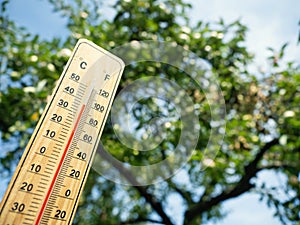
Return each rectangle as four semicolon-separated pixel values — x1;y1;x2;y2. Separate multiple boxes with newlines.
0;39;124;224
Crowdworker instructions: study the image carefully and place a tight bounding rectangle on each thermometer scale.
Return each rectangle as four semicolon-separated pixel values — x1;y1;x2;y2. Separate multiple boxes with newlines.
0;39;124;224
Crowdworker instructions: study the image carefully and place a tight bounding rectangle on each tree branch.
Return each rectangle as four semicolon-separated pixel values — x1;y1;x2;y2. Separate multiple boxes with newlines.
184;138;279;224
97;143;174;225
119;217;165;225
169;180;195;205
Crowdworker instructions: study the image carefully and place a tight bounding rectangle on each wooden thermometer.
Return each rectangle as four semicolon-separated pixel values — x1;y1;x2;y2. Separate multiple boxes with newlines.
0;39;124;225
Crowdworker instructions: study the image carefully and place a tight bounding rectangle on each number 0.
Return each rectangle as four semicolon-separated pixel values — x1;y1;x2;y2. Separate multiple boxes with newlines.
65;189;71;197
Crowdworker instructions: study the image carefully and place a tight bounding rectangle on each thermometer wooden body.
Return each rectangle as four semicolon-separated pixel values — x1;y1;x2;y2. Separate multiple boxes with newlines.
0;39;124;225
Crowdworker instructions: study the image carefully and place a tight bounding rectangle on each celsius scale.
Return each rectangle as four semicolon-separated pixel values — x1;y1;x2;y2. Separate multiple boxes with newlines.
0;39;124;224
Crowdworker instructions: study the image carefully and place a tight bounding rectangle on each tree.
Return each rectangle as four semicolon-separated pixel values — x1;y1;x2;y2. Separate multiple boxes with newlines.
0;0;299;224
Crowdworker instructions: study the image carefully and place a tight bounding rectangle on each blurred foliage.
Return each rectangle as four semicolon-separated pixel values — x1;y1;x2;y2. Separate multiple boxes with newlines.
0;0;300;225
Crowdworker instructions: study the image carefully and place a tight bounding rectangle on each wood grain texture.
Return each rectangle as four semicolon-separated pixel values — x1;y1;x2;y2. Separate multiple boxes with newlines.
0;39;124;225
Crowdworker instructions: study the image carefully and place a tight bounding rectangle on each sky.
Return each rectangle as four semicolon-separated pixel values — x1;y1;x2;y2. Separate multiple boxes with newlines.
3;0;300;224
190;0;300;67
